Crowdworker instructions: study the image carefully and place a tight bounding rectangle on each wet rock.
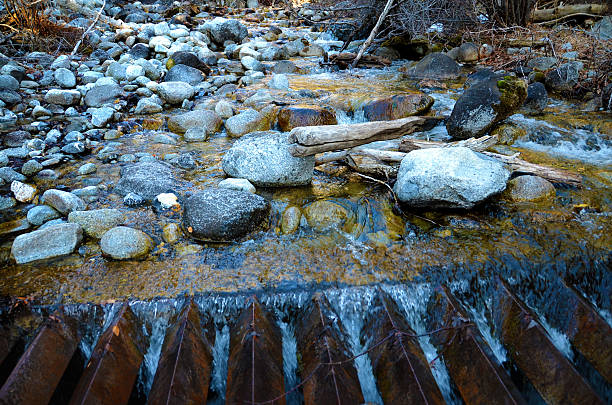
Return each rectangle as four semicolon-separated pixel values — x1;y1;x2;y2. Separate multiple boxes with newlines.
405;53;460;80
68;209;125;238
206;17;248;45
215;99;234;119
44;89;81;106
523;82;548;115
41;189;86;214
277;105;337;131
280;206;301;234
115;162;178;201
491;124;526;145
54;68;76;88
0;196;16;211
11;181;36;202
135;98;163;114
84;84;122;107
446;76;527;139
11;223;83;264
157;81;194;105
504;175;555;202
167;109;222;134
222;131;315;186
182;188;270;242
268;73;289;90
225;108;267;138
363;93;434;121
0;167;26;182
272;60;297;74
165;64;205;86
303;200;354;232
26;205;60;226
457;42;479;63
100;226;152;260
393;147;510;209
218;178;256;193
545;61;581;94
21;160;43;176
123;192;145;207
183;128;208;142
162;223;181;243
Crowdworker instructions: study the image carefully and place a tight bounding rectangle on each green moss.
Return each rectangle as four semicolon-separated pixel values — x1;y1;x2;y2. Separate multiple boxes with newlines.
165;57;175;70
495;76;527;117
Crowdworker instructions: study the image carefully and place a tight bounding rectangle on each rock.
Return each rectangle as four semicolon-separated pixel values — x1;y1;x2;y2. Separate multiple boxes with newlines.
225;108;267;137
303;200;354;232
11;181;36;202
100;226;152;260
206;17;248;45
405;53;460;80
218;178;256;193
41;189;86;214
135;98;163;114
162;223;181;243
277;105;337;132
504;175;555;202
125;64;145;81
183;127;208;142
114;161;178;201
491;124;525;145
26;205;60;225
167;109;223;134
393;147;510;209
165;64;205;86
0;75;19;91
168;52;211;74
54;68;76;88
457;42;479;63
299;44;325;57
222;131;315;186
362;94;434;121
68;209;125;238
84;84;122;107
464;69;503;89
91;107;115;127
272;60;297;74
129;43;150;59
0;89;22;105
78;163;97;175
44;89;81;106
182;188;270;242
446;76;527;139
0;167;26;182
32;105;52;118
527;56;557;71
545;61;581;94
591;15;612;40
62;141;86;154
268;73;289;90
11;223;83;264
123;192;145;207
21;159;43;176
523;82;548;115
241;56;264;72
280;206;301;234
157;81;195;105
106;62;127;81
215;99;234;118
602;83;612;111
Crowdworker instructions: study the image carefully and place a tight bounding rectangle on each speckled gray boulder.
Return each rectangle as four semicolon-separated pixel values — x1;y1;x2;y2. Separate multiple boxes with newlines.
68;209;125;238
182;188;270;242
11;223;83;264
100;226;152;260
393;147;510;209
41;189;86;214
114;161;180;201
405;53;460;80
222;131;314;187
167;109;222;134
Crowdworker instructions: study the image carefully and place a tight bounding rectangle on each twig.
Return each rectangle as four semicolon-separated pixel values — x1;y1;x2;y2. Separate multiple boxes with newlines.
351;0;394;68
70;0;105;56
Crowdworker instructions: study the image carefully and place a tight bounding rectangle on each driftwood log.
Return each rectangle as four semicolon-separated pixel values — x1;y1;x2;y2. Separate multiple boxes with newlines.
289;116;442;156
531;4;608;23
326;52;392;69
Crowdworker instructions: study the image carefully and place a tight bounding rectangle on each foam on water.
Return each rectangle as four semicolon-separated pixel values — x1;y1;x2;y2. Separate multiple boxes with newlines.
209;324;230;404
470;305;508;364
335;108;367;125
537;312;574;361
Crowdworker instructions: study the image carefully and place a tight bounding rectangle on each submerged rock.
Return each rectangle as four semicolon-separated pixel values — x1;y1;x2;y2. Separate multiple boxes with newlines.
114;161;179;201
362;94;434;121
11;223;83;264
393;147;510;209
100;226;152;260
303;200;354;232
68;209;125;238
182;188;270;242
277;105;337;131
446;76;527;139
225;108;268;137
167;109;223;134
222;131;315;186
504;175;555;202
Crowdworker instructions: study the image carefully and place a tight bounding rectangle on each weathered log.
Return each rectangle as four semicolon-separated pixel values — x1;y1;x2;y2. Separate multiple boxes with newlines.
399;135;499;153
531;4;608;23
148;300;213;405
346;154;398;178
289;116;442;156
482;152;582;186
327;52;391;69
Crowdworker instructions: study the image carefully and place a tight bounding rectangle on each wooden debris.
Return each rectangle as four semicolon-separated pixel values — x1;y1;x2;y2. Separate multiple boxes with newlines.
399;135;499;153
531;4;608;23
482;152;582;186
289;116;442;157
326;52;391;69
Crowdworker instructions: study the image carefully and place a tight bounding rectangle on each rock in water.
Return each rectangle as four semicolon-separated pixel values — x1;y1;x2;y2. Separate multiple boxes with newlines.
68;209;125;238
11;223;83;264
224;108;267;138
114;162;179;201
156;81;195;105
523;82;548;115
222;131;315;186
504;175;555;202
100;226;153;260
393;147;510;209
446;76;527;139
404;53;460;80
277;105;337;131
183;188;269;242
362;94;434;121
167;109;223;134
41;189;86;214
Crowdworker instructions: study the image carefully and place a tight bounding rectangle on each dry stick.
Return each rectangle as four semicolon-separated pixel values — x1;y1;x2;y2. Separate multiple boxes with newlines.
351;0;394;69
70;0;106;57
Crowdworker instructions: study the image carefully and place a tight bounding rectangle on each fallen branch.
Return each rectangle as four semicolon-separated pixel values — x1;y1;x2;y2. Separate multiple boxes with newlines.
530;4;608;23
482;152;582;186
326;52;391;69
351;0;394;68
399;135;499;153
71;0;106;56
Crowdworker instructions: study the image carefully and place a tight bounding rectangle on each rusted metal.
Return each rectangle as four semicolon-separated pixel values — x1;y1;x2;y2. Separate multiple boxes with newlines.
0;310;79;405
495;280;604;405
559;281;612;384
148;300;213;405
296;293;364;405
363;289;445;405
429;287;526;405
69;303;145;405
226;297;285;405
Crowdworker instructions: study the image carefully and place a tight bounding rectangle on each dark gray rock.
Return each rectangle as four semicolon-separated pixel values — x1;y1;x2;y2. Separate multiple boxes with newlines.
84;84;123;107
165;64;205;85
405;53;460;80
170;52;211;74
114;161;179;201
11;223;83;264
523;82;548;115
182;188;270;242
393;147;510;209
129;43;150;59
206;17;248;45
545;62;581;94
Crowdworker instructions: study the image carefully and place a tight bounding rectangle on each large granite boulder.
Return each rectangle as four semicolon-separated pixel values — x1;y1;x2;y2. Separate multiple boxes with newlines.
11;223;83;264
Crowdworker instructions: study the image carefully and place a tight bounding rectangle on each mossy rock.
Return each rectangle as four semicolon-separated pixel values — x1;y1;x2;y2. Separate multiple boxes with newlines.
491;124;526;145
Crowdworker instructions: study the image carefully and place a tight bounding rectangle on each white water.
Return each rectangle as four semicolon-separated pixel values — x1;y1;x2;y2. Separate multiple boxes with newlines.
209;324;230;404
